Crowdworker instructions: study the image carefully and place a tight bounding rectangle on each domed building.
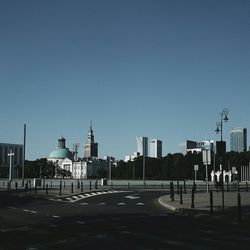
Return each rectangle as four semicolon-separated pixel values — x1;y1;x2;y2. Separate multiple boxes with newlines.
48;136;73;164
47;136;87;179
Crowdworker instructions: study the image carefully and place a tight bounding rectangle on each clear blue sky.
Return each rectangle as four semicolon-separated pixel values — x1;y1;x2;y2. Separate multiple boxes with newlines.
0;0;249;160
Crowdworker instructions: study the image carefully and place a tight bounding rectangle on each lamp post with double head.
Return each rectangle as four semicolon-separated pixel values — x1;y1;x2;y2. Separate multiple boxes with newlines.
214;108;229;211
215;108;229;143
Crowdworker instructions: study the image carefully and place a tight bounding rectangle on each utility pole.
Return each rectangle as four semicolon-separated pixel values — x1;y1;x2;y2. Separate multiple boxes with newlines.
8;149;14;182
22;123;26;180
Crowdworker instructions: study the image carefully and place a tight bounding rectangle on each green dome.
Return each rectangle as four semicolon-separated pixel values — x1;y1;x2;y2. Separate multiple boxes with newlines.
48;148;73;159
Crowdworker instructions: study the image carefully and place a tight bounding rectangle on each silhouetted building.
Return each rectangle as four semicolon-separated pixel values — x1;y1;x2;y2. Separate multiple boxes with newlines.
0;143;23;178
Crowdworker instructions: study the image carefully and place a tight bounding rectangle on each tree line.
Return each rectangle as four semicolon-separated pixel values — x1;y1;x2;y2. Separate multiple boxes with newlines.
109;151;250;180
23;151;250;180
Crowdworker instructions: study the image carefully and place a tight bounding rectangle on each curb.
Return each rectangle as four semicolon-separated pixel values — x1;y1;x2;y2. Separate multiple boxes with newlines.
158;195;181;213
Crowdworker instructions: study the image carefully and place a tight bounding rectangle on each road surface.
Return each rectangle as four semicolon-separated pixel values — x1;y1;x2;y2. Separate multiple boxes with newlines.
0;190;249;249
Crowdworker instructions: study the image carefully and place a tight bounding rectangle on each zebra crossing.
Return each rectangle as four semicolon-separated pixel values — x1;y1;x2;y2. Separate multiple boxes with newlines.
50;190;129;203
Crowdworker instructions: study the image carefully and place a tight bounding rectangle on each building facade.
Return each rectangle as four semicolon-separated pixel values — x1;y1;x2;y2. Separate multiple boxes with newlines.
180;140;214;155
150;139;162;158
83;124;98;158
136;137;148;156
230;127;247;152
0;143;23;178
180;140;197;155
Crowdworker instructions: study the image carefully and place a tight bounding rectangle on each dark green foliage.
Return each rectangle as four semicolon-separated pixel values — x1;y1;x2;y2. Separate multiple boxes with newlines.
24;158;57;178
112;151;250;180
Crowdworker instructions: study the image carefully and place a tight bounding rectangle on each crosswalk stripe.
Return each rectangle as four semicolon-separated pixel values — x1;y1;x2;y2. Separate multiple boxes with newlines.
50;190;130;203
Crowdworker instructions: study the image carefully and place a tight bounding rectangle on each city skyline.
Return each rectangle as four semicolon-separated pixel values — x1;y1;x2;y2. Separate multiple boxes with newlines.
0;0;249;160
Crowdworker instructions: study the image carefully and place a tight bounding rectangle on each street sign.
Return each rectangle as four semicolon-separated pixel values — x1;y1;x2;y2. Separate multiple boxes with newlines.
202;149;211;165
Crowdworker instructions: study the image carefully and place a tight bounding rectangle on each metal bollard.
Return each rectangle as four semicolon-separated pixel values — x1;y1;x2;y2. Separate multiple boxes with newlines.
7;181;11;191
71;182;74;193
35;183;37;194
191;187;195;208
64;181;66;189
184;180;187;194
95;180;98;189
144;181;146;189
46;183;48;194
81;181;83;192
77;180;80;189
246;182;248;192
161;183;163;189
238;192;242;222
177;181;180;195
59;180;62;196
111;182;113;190
180;185;183;205
193;182;196;193
128;182;130;191
15;181;18;191
226;181;229;192
50;181;52;189
170;181;174;201
210;190;213;214
89;181;92;190
222;182;225;212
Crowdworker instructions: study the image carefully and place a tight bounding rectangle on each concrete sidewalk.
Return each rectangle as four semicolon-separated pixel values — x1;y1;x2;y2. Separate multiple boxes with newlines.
159;191;250;215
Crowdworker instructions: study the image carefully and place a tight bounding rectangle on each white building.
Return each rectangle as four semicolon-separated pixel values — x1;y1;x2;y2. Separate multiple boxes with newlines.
150;139;162;158
180;140;214;155
137;137;148;156
48;137;87;179
124;152;139;162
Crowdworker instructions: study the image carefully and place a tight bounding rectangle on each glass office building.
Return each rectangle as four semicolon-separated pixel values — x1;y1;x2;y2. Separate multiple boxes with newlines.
230;127;247;152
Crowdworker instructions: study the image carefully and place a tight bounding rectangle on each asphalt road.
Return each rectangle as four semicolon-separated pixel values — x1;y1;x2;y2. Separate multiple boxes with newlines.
0;190;250;250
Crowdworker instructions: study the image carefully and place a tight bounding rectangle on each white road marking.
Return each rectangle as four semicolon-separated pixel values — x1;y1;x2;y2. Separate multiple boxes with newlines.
76;221;86;225
125;195;140;200
117;202;126;206
51;190;130;203
98;202;106;206
136;203;144;206
52;215;61;218
80;202;88;205
0;226;30;232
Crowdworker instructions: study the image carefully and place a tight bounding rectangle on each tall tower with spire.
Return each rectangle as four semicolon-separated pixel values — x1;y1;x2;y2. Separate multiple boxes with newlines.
83;121;98;158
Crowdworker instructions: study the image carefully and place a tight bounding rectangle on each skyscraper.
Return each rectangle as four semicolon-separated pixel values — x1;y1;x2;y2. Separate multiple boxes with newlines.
150;139;162;158
136;137;148;156
230;127;247;152
84;122;98;158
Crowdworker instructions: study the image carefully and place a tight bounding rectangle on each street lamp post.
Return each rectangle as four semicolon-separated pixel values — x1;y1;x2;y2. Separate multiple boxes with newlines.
214;108;229;211
215;108;229;143
8;149;14;182
136;137;146;184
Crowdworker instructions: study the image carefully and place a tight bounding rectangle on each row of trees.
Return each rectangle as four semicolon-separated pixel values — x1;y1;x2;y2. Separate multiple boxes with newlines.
23;151;250;180
24;158;71;179
106;151;250;180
